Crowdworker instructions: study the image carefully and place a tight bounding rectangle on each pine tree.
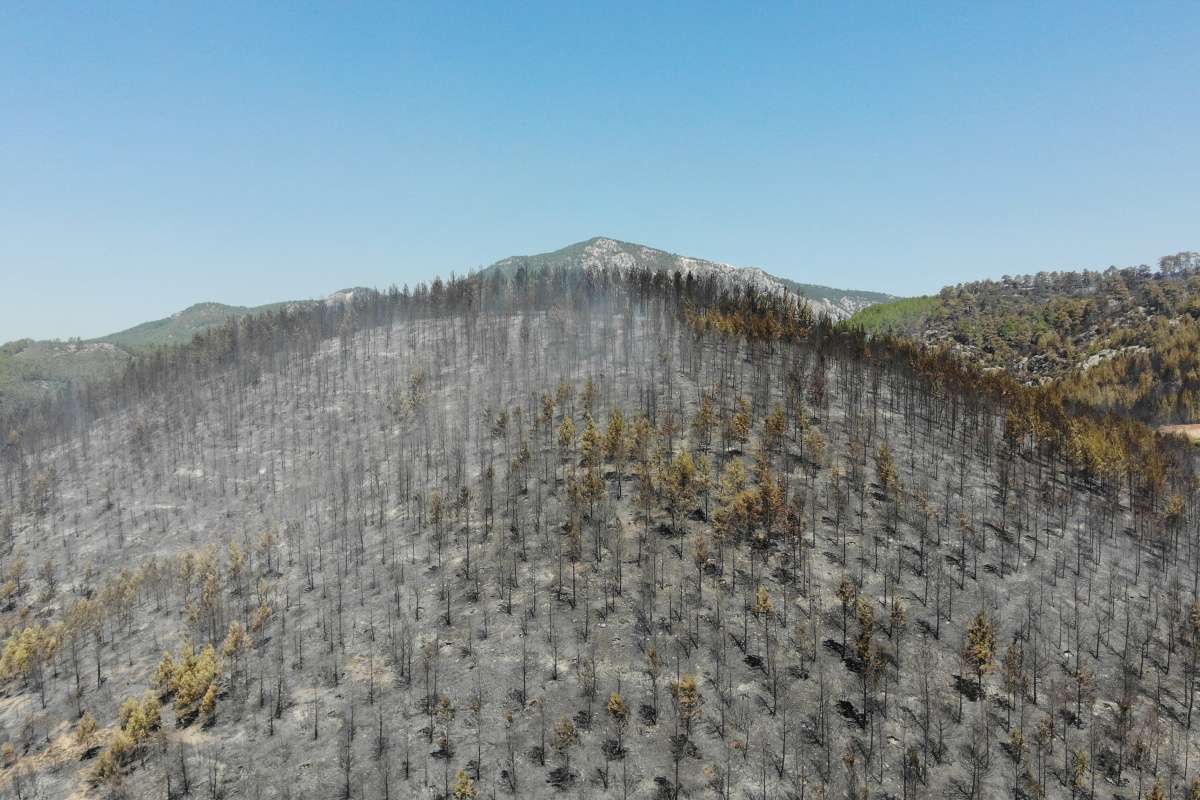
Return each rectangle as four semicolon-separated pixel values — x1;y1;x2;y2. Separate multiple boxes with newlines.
452;769;479;799
963;610;997;693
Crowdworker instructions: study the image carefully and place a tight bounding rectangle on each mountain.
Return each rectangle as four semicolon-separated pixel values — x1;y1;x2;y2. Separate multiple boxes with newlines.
480;237;893;320
0;240;888;417
0;295;361;417
843;251;1200;426
0;338;133;416
1;266;1191;800
0;303;271;417
99;300;296;349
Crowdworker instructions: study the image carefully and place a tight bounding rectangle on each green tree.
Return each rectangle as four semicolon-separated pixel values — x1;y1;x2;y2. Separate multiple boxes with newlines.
963;610;997;693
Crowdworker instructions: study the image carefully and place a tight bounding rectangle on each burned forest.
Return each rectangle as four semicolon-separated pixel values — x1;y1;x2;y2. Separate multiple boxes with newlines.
0;268;1198;800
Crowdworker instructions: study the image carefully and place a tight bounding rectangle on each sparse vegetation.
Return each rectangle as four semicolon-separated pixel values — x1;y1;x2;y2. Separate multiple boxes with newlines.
0;265;1195;799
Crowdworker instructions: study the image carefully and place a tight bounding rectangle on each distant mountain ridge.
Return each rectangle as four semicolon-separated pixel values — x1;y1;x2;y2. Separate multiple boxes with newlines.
0;294;358;416
481;237;892;321
100;300;293;348
0;237;887;415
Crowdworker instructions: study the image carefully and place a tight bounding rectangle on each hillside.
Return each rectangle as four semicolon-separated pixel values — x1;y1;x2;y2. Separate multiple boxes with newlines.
0;304;276;417
0;237;883;419
0;294;369;417
844;252;1200;426
839;295;939;336
99;301;297;349
481;237;891;321
0;238;883;419
0;270;1195;800
0;339;133;417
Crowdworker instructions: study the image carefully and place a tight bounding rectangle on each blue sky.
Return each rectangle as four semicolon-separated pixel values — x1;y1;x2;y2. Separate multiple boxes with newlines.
2;2;1198;341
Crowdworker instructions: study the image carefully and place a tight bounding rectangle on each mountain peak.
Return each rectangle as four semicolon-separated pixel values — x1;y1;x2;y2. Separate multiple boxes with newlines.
482;237;891;320
172;301;238;318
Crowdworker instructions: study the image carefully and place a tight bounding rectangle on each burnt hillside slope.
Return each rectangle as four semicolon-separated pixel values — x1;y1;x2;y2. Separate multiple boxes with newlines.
0;268;1196;799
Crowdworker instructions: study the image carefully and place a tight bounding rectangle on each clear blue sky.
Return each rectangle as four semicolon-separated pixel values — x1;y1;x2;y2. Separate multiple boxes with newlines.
2;2;1198;342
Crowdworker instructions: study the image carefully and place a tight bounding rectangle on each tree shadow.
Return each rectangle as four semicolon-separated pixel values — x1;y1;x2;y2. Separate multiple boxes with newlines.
952;674;981;702
836;699;866;728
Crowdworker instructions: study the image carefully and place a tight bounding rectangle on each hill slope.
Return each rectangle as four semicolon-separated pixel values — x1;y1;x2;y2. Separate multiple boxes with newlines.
481;237;892;320
0;294;363;416
0;270;1193;799
99;301;295;349
0;338;133;415
0;303;281;416
0;240;887;417
845;251;1200;425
